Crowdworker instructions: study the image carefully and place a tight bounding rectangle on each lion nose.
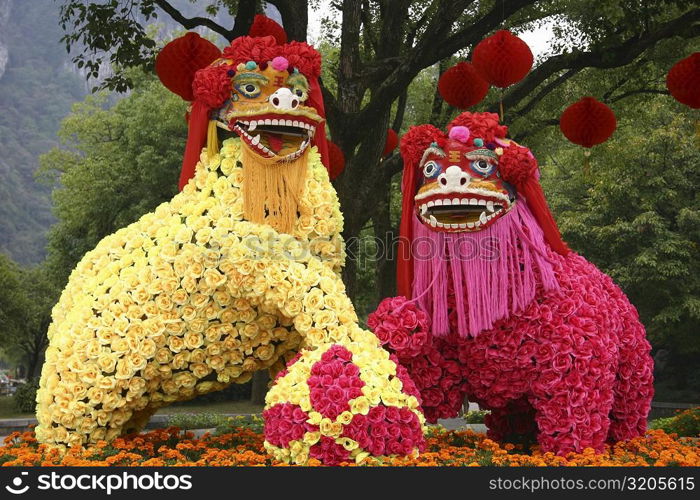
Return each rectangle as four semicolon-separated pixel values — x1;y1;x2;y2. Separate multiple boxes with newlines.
438;165;470;189
269;88;299;110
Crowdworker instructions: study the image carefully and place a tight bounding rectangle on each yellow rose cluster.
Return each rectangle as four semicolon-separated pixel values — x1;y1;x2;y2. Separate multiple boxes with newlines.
35;138;361;450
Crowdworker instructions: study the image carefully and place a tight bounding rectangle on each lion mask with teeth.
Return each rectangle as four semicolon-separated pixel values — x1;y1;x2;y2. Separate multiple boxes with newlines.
397;112;570;337
162;33;330;234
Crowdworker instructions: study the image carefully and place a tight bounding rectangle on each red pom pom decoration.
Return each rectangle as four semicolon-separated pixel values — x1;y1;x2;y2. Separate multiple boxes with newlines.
328;141;346;180
192;64;233;109
248;14;288;45
560;97;616;148
383;129;399;156
155;32;222;101
438;62;489;109
666;53;700;109
498;144;538;186
448;111;508;145
472;30;533;88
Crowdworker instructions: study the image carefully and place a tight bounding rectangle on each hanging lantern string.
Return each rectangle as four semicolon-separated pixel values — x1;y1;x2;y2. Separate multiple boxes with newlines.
500;88;505;122
583;149;591;177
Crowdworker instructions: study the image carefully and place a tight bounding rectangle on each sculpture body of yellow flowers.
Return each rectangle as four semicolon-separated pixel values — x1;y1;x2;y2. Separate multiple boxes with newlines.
35;138;424;464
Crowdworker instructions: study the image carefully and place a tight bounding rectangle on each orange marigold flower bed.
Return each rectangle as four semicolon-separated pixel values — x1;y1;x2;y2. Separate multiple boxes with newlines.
1;427;697;467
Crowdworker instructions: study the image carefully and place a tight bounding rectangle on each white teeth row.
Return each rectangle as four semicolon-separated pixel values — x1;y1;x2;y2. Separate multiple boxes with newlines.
414;187;510;204
240;119;315;133
281;139;310;161
235;125;275;157
420;198;498;211
419;211;500;230
234;121;313;159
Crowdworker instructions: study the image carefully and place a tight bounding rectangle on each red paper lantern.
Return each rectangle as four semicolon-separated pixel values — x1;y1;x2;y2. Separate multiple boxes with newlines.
666;53;700;109
328;141;346;180
438;62;489;109
155;32;222;102
383;129;399;156
560;97;617;148
249;14;287;45
472;30;533;88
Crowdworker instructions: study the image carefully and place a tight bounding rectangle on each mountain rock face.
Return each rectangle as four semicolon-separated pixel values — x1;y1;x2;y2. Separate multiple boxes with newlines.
0;0;280;265
0;0;10;80
0;0;86;265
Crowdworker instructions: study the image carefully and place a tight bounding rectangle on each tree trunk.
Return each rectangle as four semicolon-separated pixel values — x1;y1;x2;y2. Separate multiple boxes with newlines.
342;236;359;303
250;370;269;405
372;182;397;301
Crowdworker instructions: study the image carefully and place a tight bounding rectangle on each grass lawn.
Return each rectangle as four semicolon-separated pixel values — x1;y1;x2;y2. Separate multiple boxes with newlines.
0;396;263;420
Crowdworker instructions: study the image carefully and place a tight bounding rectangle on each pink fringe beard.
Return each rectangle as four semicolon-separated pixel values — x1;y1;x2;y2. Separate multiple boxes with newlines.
411;201;560;338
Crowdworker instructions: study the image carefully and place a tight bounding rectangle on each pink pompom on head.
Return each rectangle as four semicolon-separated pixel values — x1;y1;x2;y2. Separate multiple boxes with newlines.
271;56;289;72
449;125;470;144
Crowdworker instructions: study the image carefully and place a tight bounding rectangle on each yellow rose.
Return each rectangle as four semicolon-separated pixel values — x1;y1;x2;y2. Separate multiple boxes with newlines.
139;338;157;358
111;338;129;354
189;348;206;364
184;332;204;350
173;225;193;244
97;376;116;390
254;344;275;361
172;289;189;305
168;334;185;353
172;351;190;370
181;305;197;321
127;353;147;372
114;358;135;380
349;396;370;415
189;318;207;333
174;371;197;389
191;362;211;379
336;437;359;451
207;355;226;371
293;313;313;333
337;411;353;425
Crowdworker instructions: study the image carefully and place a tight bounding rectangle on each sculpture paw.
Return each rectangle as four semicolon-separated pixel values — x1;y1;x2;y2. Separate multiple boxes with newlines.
263;342;426;465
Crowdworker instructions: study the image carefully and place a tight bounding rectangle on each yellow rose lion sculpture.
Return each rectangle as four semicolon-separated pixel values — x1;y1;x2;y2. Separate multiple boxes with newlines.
35;24;425;465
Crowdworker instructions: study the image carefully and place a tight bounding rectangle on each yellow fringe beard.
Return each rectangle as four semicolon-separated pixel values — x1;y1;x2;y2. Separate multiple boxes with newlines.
240;143;308;234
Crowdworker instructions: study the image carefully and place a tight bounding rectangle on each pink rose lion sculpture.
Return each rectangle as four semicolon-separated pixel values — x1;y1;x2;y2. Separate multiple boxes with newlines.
368;112;654;455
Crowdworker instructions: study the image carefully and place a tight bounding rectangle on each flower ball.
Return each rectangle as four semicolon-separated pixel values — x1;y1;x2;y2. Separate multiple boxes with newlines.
263;343;426;465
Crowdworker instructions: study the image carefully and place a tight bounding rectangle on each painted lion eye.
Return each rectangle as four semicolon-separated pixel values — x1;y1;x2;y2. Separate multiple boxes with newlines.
470;159;495;176
423;161;441;178
235;82;262;98
289;86;308;101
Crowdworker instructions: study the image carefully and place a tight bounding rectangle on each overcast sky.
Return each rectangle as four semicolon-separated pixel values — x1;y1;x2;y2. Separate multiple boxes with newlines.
306;3;554;58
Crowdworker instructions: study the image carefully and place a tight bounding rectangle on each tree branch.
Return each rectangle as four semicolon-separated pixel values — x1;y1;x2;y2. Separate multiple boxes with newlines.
500;8;700;114
153;0;234;40
266;0;309;41
510;68;581;119
608;88;669;103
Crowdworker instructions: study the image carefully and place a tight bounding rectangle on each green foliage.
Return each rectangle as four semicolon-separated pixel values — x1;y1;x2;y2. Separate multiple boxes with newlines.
166;412;263;433
541;99;700;357
649;407;700;437
13;379;39;413
166;412;230;430
0;254;58;377
214;414;264;435
40;72;186;285
0;254;28;345
464;409;490;424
